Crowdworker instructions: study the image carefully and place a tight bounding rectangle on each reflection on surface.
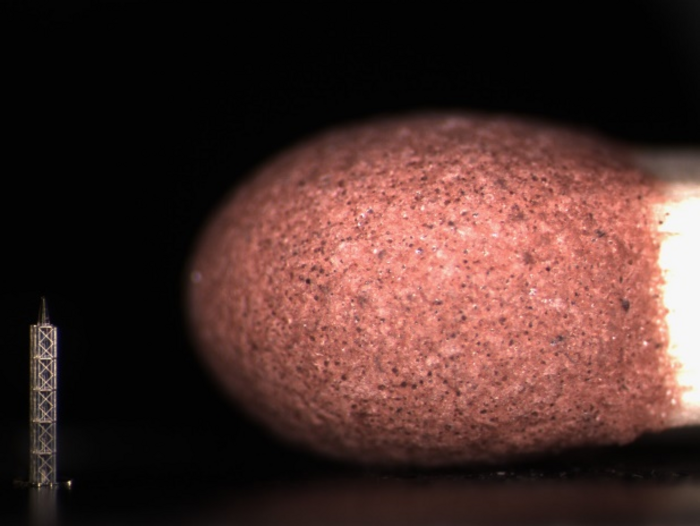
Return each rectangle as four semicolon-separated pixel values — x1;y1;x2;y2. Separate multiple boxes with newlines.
192;477;700;525
29;488;57;526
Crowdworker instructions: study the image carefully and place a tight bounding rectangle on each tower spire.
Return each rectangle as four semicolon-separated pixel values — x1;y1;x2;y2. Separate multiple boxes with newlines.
38;296;49;325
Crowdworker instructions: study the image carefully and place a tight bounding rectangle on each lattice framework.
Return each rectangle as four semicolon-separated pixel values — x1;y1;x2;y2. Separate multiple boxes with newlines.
29;323;58;486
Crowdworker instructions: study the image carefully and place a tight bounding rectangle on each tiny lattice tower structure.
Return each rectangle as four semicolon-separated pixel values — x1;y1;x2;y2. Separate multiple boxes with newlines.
28;297;59;486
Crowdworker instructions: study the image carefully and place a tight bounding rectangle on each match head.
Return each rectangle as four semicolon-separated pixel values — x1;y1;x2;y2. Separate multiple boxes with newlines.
187;112;698;466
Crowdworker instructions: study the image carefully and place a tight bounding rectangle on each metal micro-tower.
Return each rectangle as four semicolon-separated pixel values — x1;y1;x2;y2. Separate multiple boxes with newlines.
28;297;59;486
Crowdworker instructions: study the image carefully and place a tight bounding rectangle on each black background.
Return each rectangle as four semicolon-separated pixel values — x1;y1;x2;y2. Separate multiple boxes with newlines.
2;2;700;524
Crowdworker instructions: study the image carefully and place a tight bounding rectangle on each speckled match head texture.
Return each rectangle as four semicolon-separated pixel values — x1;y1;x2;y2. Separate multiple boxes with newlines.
187;113;678;466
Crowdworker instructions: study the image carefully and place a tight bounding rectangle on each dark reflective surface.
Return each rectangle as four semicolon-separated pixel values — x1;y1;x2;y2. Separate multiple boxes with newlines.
3;423;700;524
203;480;700;526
